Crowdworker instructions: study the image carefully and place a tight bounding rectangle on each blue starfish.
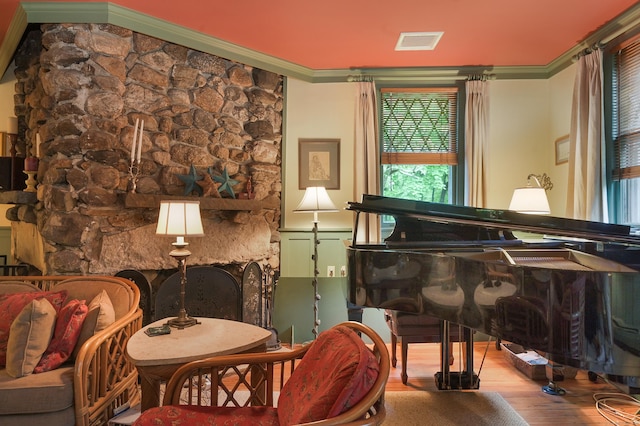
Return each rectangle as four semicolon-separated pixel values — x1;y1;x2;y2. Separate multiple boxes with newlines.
210;166;238;198
177;164;203;196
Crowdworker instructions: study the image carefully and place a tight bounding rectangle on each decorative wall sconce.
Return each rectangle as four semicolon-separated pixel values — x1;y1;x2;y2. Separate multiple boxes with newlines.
509;173;553;215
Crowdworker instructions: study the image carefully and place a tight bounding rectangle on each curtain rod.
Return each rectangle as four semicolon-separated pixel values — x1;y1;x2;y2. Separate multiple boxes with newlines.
572;42;603;62
347;75;373;82
467;74;496;81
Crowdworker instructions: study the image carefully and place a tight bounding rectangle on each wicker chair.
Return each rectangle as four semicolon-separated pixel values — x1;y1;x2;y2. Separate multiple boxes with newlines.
0;276;142;426
134;321;389;425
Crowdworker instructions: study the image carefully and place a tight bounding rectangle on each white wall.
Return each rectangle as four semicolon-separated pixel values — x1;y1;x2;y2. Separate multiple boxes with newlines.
486;79;551;211
0;63;16;228
282;78;357;231
485;68;575;217
0;63;15;129
547;64;576;217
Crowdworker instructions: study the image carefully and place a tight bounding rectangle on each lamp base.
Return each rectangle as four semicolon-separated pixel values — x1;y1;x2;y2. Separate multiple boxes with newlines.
166;315;200;329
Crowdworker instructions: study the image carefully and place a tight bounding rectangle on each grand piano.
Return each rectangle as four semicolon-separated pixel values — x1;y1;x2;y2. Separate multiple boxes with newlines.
346;194;640;391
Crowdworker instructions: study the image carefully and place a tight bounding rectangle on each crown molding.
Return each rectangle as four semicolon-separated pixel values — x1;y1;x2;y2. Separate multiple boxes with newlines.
2;1;640;83
2;2;315;81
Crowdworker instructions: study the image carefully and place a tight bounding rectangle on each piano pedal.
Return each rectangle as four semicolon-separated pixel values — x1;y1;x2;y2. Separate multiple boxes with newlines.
542;381;566;396
434;371;480;390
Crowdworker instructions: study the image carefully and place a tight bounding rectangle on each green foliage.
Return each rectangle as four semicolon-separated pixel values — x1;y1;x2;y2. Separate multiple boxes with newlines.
382;164;450;203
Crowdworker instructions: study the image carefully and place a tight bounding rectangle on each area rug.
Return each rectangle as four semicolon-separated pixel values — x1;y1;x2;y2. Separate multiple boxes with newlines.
383;391;529;425
111;389;529;425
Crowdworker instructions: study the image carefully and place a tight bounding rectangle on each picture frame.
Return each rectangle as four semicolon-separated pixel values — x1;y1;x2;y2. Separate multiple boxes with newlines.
298;138;340;189
555;134;570;165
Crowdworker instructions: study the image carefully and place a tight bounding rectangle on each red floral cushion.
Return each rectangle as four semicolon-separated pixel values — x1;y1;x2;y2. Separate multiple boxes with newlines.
133;405;279;426
34;299;88;373
0;290;68;366
277;325;380;424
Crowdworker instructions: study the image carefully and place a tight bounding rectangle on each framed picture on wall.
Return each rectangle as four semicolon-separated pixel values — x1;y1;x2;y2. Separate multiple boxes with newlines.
555;134;569;165
298;138;340;189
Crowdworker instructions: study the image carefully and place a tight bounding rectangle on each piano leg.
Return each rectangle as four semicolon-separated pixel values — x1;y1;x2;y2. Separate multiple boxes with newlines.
435;321;480;390
542;361;572;396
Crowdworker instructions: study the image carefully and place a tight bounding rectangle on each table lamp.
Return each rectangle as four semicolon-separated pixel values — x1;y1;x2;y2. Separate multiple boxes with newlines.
509;174;552;215
156;200;204;328
293;186;339;339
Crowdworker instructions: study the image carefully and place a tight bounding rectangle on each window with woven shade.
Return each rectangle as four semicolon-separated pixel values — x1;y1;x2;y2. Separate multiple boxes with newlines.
381;88;458;166
379;87;461;237
610;34;640;228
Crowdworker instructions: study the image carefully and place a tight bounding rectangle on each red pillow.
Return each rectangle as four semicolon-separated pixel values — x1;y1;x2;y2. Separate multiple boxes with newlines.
277;326;380;424
34;299;88;373
0;290;68;366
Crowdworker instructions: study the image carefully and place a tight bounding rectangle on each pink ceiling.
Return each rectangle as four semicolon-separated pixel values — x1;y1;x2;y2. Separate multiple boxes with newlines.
1;0;639;69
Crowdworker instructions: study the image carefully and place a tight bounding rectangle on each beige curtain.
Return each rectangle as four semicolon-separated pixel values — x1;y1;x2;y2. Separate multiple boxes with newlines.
567;49;608;221
354;81;380;243
465;79;490;208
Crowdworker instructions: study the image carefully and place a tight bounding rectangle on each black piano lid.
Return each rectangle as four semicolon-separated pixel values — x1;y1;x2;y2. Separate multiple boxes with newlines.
347;194;640;245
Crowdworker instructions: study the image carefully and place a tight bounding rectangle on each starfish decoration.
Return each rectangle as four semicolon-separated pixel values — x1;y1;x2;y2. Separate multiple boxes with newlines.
209;166;238;198
197;173;221;198
177;164;203;196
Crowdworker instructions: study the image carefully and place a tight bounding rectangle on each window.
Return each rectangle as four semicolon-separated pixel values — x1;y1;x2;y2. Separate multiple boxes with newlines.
609;35;640;229
380;87;462;237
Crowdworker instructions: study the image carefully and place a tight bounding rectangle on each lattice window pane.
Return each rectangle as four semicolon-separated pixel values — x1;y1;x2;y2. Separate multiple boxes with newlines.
381;88;458;165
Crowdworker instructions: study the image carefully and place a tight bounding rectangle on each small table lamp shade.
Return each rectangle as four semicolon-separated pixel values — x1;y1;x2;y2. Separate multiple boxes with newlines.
156;200;204;239
509;175;551;215
294;187;339;221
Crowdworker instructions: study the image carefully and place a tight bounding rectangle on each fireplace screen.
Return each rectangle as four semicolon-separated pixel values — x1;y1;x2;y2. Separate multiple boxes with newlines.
154;266;242;321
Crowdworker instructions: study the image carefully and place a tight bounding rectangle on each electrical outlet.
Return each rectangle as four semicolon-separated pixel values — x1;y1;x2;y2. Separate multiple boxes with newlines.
327;266;335;277
340;265;346;277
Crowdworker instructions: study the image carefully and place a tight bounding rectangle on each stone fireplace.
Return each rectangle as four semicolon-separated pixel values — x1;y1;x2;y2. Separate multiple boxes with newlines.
6;23;282;320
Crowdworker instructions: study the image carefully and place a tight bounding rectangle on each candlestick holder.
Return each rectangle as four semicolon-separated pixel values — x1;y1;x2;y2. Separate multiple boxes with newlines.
128;163;140;193
24;171;37;192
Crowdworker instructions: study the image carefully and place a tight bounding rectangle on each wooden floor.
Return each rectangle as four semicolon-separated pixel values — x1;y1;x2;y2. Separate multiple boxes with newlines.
384;340;638;425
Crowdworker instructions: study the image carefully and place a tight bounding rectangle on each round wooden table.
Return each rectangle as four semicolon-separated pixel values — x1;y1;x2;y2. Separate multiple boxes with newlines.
126;317;272;410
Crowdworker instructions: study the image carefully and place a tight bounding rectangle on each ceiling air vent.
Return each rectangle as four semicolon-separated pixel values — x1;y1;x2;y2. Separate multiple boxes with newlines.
395;32;443;51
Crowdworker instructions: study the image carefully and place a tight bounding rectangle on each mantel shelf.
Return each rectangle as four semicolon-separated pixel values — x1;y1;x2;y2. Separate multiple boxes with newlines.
0;190;37;204
125;193;262;211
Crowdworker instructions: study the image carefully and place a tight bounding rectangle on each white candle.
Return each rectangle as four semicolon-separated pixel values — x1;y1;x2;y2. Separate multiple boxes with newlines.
7;117;17;134
36;133;41;157
130;118;139;163
137;120;144;163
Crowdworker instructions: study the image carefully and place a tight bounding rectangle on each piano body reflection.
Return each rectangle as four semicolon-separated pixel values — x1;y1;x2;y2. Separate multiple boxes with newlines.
346;195;640;390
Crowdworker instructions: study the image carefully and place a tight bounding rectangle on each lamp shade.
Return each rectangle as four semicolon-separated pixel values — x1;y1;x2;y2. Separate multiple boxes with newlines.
294;187;338;213
156;200;204;236
509;187;550;215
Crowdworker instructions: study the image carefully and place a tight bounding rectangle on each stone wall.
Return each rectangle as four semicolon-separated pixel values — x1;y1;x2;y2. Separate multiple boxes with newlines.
10;24;282;287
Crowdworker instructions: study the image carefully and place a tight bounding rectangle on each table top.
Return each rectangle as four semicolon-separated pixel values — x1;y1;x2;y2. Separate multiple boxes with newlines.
126;317;272;367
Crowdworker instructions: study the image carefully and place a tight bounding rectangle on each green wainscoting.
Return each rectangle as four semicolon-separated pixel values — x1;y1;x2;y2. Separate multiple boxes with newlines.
276;229;388;343
0;227;10;263
280;230;352;278
272;276;388;344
